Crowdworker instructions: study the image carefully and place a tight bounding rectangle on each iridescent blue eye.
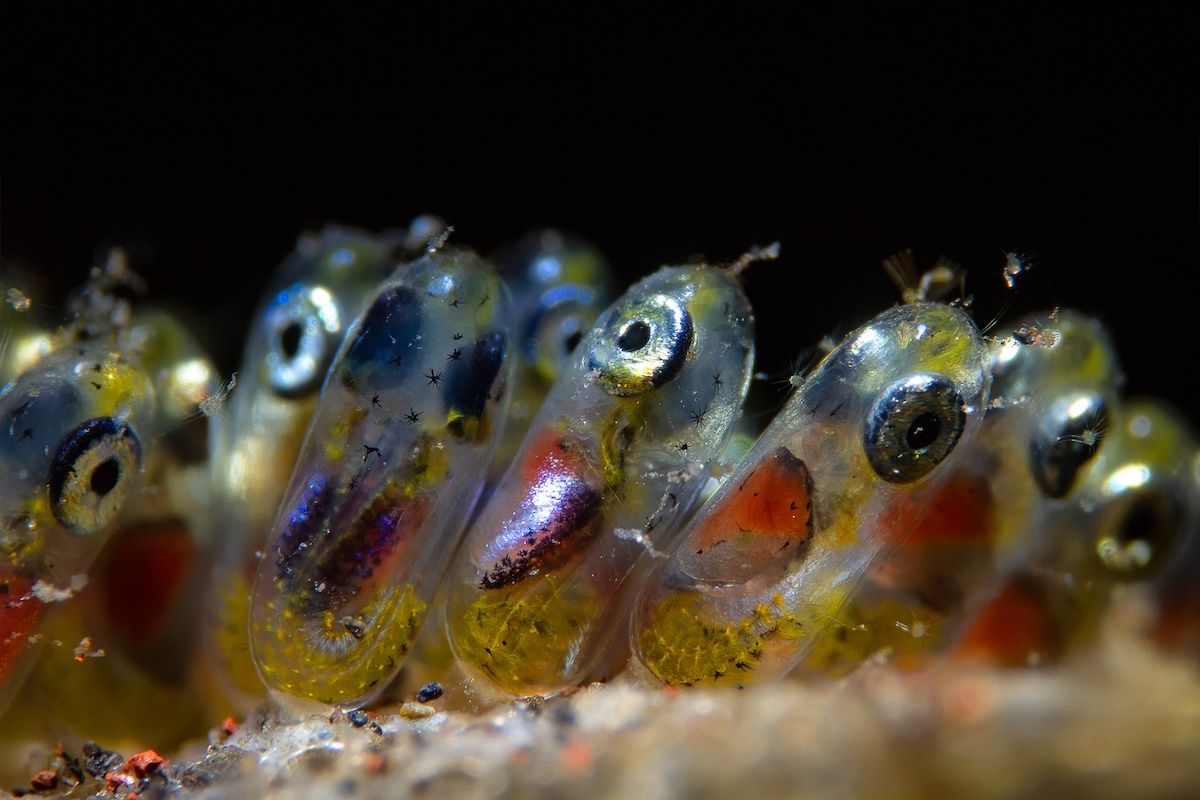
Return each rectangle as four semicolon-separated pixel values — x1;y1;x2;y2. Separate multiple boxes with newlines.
263;283;342;397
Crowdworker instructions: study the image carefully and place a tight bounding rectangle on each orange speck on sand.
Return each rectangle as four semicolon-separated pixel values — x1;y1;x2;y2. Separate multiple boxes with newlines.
939;673;999;726
561;738;594;773
30;769;58;791
126;750;168;778
364;752;388;775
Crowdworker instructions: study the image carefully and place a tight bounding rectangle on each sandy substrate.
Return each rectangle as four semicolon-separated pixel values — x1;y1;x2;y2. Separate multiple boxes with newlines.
10;587;1199;799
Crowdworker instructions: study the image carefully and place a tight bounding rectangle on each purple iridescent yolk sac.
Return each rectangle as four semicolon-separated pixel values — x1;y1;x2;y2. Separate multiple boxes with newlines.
204;226;411;710
249;247;515;708
445;259;757;697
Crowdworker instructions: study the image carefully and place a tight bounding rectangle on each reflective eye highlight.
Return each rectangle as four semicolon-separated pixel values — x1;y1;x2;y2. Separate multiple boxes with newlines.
588;294;693;396
263;283;341;397
1095;491;1182;579
49;417;142;534
1031;393;1108;499
865;374;966;483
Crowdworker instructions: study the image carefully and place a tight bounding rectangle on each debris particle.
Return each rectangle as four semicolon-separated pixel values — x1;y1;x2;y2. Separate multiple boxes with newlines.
426;225;455;253
1003;251;1031;289
82;741;124;778
415;681;444;703
199;372;237;420
614;527;667;557
29;769;58;792
560;738;595;773
1013;324;1059;347
72;636;105;661
105;770;136;792
126;750;168;778
218;716;239;741
30;579;79;603
342;616;367;639
6;288;31;311
399;702;436;720
363;752;388;776
404;214;447;252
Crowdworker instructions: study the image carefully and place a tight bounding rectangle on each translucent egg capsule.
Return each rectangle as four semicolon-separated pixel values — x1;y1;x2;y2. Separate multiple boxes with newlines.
207;225;412;704
951;398;1199;665
66;310;218;654
1;310;221;746
631;302;989;687
802;310;1125;673
392;231;616;694
500;229;615;386
928;310;1122;584
1151;442;1200;660
445;261;755;696
210;225;410;553
249;247;514;708
493;229;615;471
0;340;156;711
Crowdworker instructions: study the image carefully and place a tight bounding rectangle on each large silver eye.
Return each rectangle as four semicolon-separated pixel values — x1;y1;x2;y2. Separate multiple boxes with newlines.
1095;491;1182;580
865;374;966;484
1031;393;1108;499
49;417;142;534
263;283;341;397
588;294;693;396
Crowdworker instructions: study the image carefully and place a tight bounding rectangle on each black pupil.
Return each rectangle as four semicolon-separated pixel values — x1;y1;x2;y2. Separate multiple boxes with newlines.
563;330;583;354
280;322;303;359
906;412;942;450
90;458;120;496
617;320;651;352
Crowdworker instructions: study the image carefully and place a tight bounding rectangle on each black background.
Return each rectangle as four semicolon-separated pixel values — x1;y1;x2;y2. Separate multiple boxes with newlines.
3;5;1195;424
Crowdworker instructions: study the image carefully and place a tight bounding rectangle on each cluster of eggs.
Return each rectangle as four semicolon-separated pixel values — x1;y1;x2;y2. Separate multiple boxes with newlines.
1;220;1196;774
